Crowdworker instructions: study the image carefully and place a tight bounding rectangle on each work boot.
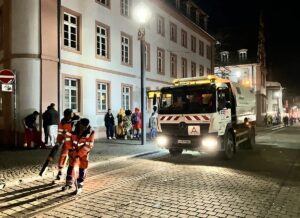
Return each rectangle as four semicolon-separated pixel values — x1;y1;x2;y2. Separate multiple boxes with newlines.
75;182;83;195
62;179;73;191
55;171;63;181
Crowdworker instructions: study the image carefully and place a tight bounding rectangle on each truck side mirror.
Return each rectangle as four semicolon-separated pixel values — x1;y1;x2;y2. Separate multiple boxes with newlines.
153;94;157;105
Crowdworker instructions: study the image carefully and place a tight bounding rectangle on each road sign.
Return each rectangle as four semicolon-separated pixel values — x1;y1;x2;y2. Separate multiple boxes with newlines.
2;84;13;92
0;69;15;84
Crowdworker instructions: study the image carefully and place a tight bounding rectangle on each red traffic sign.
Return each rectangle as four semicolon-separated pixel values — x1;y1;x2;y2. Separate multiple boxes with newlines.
0;69;15;84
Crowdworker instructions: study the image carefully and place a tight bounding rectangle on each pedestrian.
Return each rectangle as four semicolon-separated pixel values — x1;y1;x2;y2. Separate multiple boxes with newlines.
104;109;115;139
23;111;43;149
116;108;125;138
42;106;51;145
62;118;95;195
123;109;133;140
149;106;158;140
55;108;80;181
47;103;59;147
132;107;142;140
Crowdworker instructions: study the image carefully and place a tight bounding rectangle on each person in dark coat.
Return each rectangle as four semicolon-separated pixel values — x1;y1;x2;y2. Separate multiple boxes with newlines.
23;111;43;148
104;109;115;139
42;106;51;145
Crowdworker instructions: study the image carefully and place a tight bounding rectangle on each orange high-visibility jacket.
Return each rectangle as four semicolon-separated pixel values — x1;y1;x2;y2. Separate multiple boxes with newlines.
57;118;73;144
71;121;95;158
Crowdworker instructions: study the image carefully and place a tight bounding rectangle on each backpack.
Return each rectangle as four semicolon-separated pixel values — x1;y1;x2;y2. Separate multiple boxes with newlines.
132;112;139;124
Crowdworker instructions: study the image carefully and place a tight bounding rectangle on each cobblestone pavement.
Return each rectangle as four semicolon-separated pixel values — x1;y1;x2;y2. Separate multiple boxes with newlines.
0;126;299;218
0;139;159;188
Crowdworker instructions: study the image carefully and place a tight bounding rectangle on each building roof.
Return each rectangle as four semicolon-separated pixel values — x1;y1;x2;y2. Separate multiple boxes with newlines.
266;81;282;88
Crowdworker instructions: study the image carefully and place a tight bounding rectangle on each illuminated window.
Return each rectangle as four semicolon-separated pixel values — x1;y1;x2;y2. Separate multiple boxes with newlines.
97;82;109;112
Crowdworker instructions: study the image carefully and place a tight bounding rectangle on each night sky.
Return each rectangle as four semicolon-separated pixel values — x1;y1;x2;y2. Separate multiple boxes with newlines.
197;0;300;96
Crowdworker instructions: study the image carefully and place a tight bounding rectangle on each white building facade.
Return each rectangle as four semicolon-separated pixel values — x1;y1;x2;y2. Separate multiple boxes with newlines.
0;0;215;145
266;81;283;121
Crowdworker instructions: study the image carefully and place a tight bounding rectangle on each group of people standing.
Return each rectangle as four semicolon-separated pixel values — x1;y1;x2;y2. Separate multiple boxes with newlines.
104;106;158;140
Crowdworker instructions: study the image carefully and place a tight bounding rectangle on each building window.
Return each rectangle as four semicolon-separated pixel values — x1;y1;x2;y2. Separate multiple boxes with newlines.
191;36;196;53
170;53;177;78
63;11;81;51
206;45;212;60
122;85;132;110
272;104;278;112
144;42;150;71
199;65;204;76
96;0;110;8
199;40;204;56
181;29;187;48
207;68;211;75
181;58;187;78
96;22;110;60
97;82;110;112
191;62;196;77
157;15;165;36
121;32;132;66
157;48;165;74
64;78;80;112
121;0;130;17
170;22;177;43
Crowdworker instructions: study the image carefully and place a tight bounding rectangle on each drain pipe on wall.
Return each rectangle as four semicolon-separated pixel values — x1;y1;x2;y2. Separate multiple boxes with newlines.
57;0;61;116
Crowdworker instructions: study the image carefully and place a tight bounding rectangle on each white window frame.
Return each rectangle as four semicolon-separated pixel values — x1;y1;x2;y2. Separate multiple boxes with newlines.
64;78;79;112
63;12;78;50
157;15;165;36
122;86;131;110
96;24;109;59
121;35;130;64
121;0;130;17
97;82;109;112
157;48;164;74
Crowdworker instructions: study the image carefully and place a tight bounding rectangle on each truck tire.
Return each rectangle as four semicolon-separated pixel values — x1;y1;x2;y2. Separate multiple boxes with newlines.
169;148;183;156
220;132;235;160
244;127;255;149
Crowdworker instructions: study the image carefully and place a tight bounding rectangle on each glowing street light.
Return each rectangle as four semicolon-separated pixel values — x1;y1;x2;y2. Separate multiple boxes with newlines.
134;2;152;145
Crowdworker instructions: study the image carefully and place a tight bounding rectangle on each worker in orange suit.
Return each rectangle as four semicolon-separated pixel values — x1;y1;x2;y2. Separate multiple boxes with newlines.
55;109;79;181
62;118;95;194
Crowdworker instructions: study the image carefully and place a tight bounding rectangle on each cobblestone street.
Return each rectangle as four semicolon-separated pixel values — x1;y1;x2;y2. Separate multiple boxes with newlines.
0;126;300;218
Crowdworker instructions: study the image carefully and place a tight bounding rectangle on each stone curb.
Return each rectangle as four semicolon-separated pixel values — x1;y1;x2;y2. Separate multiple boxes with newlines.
0;149;161;190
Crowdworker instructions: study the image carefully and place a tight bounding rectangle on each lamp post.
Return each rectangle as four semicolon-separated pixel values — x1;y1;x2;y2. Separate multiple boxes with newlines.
134;2;151;145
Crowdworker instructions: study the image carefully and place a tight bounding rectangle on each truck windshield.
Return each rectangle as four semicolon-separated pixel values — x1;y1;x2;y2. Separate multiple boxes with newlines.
159;84;216;114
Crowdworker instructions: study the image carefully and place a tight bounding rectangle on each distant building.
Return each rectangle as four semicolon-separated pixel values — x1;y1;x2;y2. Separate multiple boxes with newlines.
214;15;267;126
266;81;283;122
0;0;215;146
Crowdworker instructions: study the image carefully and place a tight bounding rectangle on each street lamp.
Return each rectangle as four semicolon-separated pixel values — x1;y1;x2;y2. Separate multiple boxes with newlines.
134;2;151;145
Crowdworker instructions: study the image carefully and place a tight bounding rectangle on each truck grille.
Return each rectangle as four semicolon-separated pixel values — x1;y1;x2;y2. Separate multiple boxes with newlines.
160;123;209;136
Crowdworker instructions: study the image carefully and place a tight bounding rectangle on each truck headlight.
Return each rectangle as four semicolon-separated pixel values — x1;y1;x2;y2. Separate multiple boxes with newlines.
156;135;168;147
202;137;218;150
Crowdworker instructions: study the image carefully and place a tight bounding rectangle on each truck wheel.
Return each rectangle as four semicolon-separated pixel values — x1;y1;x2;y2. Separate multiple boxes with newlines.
169;148;183;156
220;132;235;160
244;127;255;149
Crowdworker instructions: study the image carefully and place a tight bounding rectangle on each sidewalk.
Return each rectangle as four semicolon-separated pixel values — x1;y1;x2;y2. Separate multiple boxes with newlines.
0;139;160;189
